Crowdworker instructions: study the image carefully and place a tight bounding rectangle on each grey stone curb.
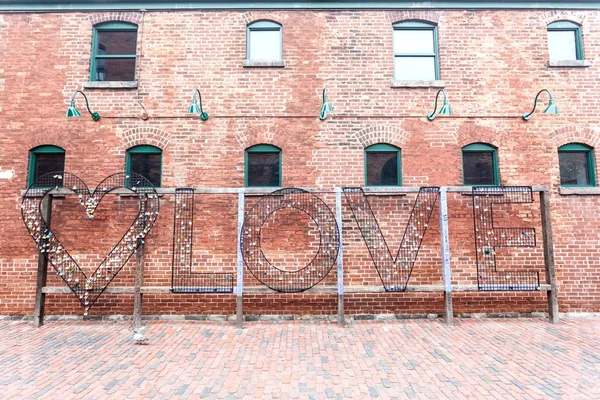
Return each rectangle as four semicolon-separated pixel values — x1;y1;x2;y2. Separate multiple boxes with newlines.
2;312;599;322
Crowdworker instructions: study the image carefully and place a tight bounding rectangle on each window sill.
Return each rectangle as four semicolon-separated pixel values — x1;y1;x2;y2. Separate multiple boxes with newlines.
363;187;407;196
243;60;285;68
83;81;138;89
559;186;600;195
548;60;591;68
390;80;445;88
118;191;163;198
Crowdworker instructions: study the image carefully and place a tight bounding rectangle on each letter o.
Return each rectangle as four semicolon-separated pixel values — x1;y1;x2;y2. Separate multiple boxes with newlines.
241;188;340;292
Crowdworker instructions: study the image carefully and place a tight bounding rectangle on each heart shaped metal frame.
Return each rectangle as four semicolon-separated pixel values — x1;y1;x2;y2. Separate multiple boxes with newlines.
21;172;160;314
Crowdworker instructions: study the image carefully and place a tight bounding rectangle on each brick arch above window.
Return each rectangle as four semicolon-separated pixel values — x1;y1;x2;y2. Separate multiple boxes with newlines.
235;125;282;149
88;12;143;26
386;11;441;25
28;136;69;151
542;12;585;27
352;125;411;149
548;126;600;149
456;123;502;149
239;11;288;26
120;127;173;151
248;18;282;26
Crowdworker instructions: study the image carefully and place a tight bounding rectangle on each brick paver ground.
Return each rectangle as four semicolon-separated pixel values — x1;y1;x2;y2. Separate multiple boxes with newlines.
0;317;598;399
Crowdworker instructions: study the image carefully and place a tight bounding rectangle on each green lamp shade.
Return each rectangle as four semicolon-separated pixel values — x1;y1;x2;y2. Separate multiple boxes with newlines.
543;102;558;115
188;101;200;114
66;104;81;118
438;102;453;116
319;103;334;120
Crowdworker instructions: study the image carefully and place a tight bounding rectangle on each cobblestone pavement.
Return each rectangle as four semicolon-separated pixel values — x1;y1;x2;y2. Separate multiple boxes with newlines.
0;317;598;399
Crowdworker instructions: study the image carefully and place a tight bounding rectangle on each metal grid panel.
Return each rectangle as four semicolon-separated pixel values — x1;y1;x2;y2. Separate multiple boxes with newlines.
472;186;540;291
342;187;439;292
171;188;234;293
241;188;340;293
21;172;160;314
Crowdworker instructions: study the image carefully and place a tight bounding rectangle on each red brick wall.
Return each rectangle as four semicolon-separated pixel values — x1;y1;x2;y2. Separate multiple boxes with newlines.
0;9;599;317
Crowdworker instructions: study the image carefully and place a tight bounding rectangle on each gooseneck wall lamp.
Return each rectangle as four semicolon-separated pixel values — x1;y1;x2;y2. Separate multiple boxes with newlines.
522;89;558;121
319;88;334;120
188;89;209;121
427;89;453;121
66;90;100;121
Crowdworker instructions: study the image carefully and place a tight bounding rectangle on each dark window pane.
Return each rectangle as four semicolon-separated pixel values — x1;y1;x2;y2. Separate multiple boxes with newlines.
463;152;495;185
130;153;161;187
559;151;590;185
33;153;65;187
367;152;398;186
95;58;136;81
248;152;279;187
97;30;137;55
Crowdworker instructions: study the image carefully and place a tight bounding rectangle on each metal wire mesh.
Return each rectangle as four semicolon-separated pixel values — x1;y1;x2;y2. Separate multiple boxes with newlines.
342;187;439;292
472;186;540;291
241;188;340;293
171;188;234;293
21;172;160;314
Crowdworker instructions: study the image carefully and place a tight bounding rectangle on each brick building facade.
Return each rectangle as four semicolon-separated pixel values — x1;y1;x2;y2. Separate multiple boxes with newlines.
0;1;599;320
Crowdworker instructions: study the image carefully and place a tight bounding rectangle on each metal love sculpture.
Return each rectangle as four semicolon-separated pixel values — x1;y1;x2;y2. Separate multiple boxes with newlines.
241;188;340;293
472;186;539;291
342;187;439;292
21;172;160;314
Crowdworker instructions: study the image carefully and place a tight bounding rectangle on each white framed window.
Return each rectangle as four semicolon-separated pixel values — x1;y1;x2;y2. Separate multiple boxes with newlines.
247;20;282;61
547;21;583;61
393;21;439;81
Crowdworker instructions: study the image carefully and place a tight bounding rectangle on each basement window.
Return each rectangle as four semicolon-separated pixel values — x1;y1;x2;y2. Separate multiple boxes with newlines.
126;145;162;188
245;144;281;187
558;143;595;187
365;144;402;186
462;143;499;186
28;145;66;187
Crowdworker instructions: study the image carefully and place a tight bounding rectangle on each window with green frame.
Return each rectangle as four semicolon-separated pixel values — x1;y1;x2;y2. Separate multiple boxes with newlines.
245;144;281;187
247;20;283;61
462;143;499;186
393;21;439;81
126;145;162;187
28;145;66;187
365;144;401;186
91;22;138;81
547;21;583;61
558;143;596;186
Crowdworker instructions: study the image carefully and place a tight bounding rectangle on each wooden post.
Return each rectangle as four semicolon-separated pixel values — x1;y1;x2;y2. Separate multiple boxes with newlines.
34;195;52;328
235;189;245;328
335;189;345;327
438;187;453;325
132;242;145;330
540;190;559;324
133;196;149;330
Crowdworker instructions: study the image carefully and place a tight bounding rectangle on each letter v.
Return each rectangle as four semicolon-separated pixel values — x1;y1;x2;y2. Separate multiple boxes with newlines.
342;187;439;291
